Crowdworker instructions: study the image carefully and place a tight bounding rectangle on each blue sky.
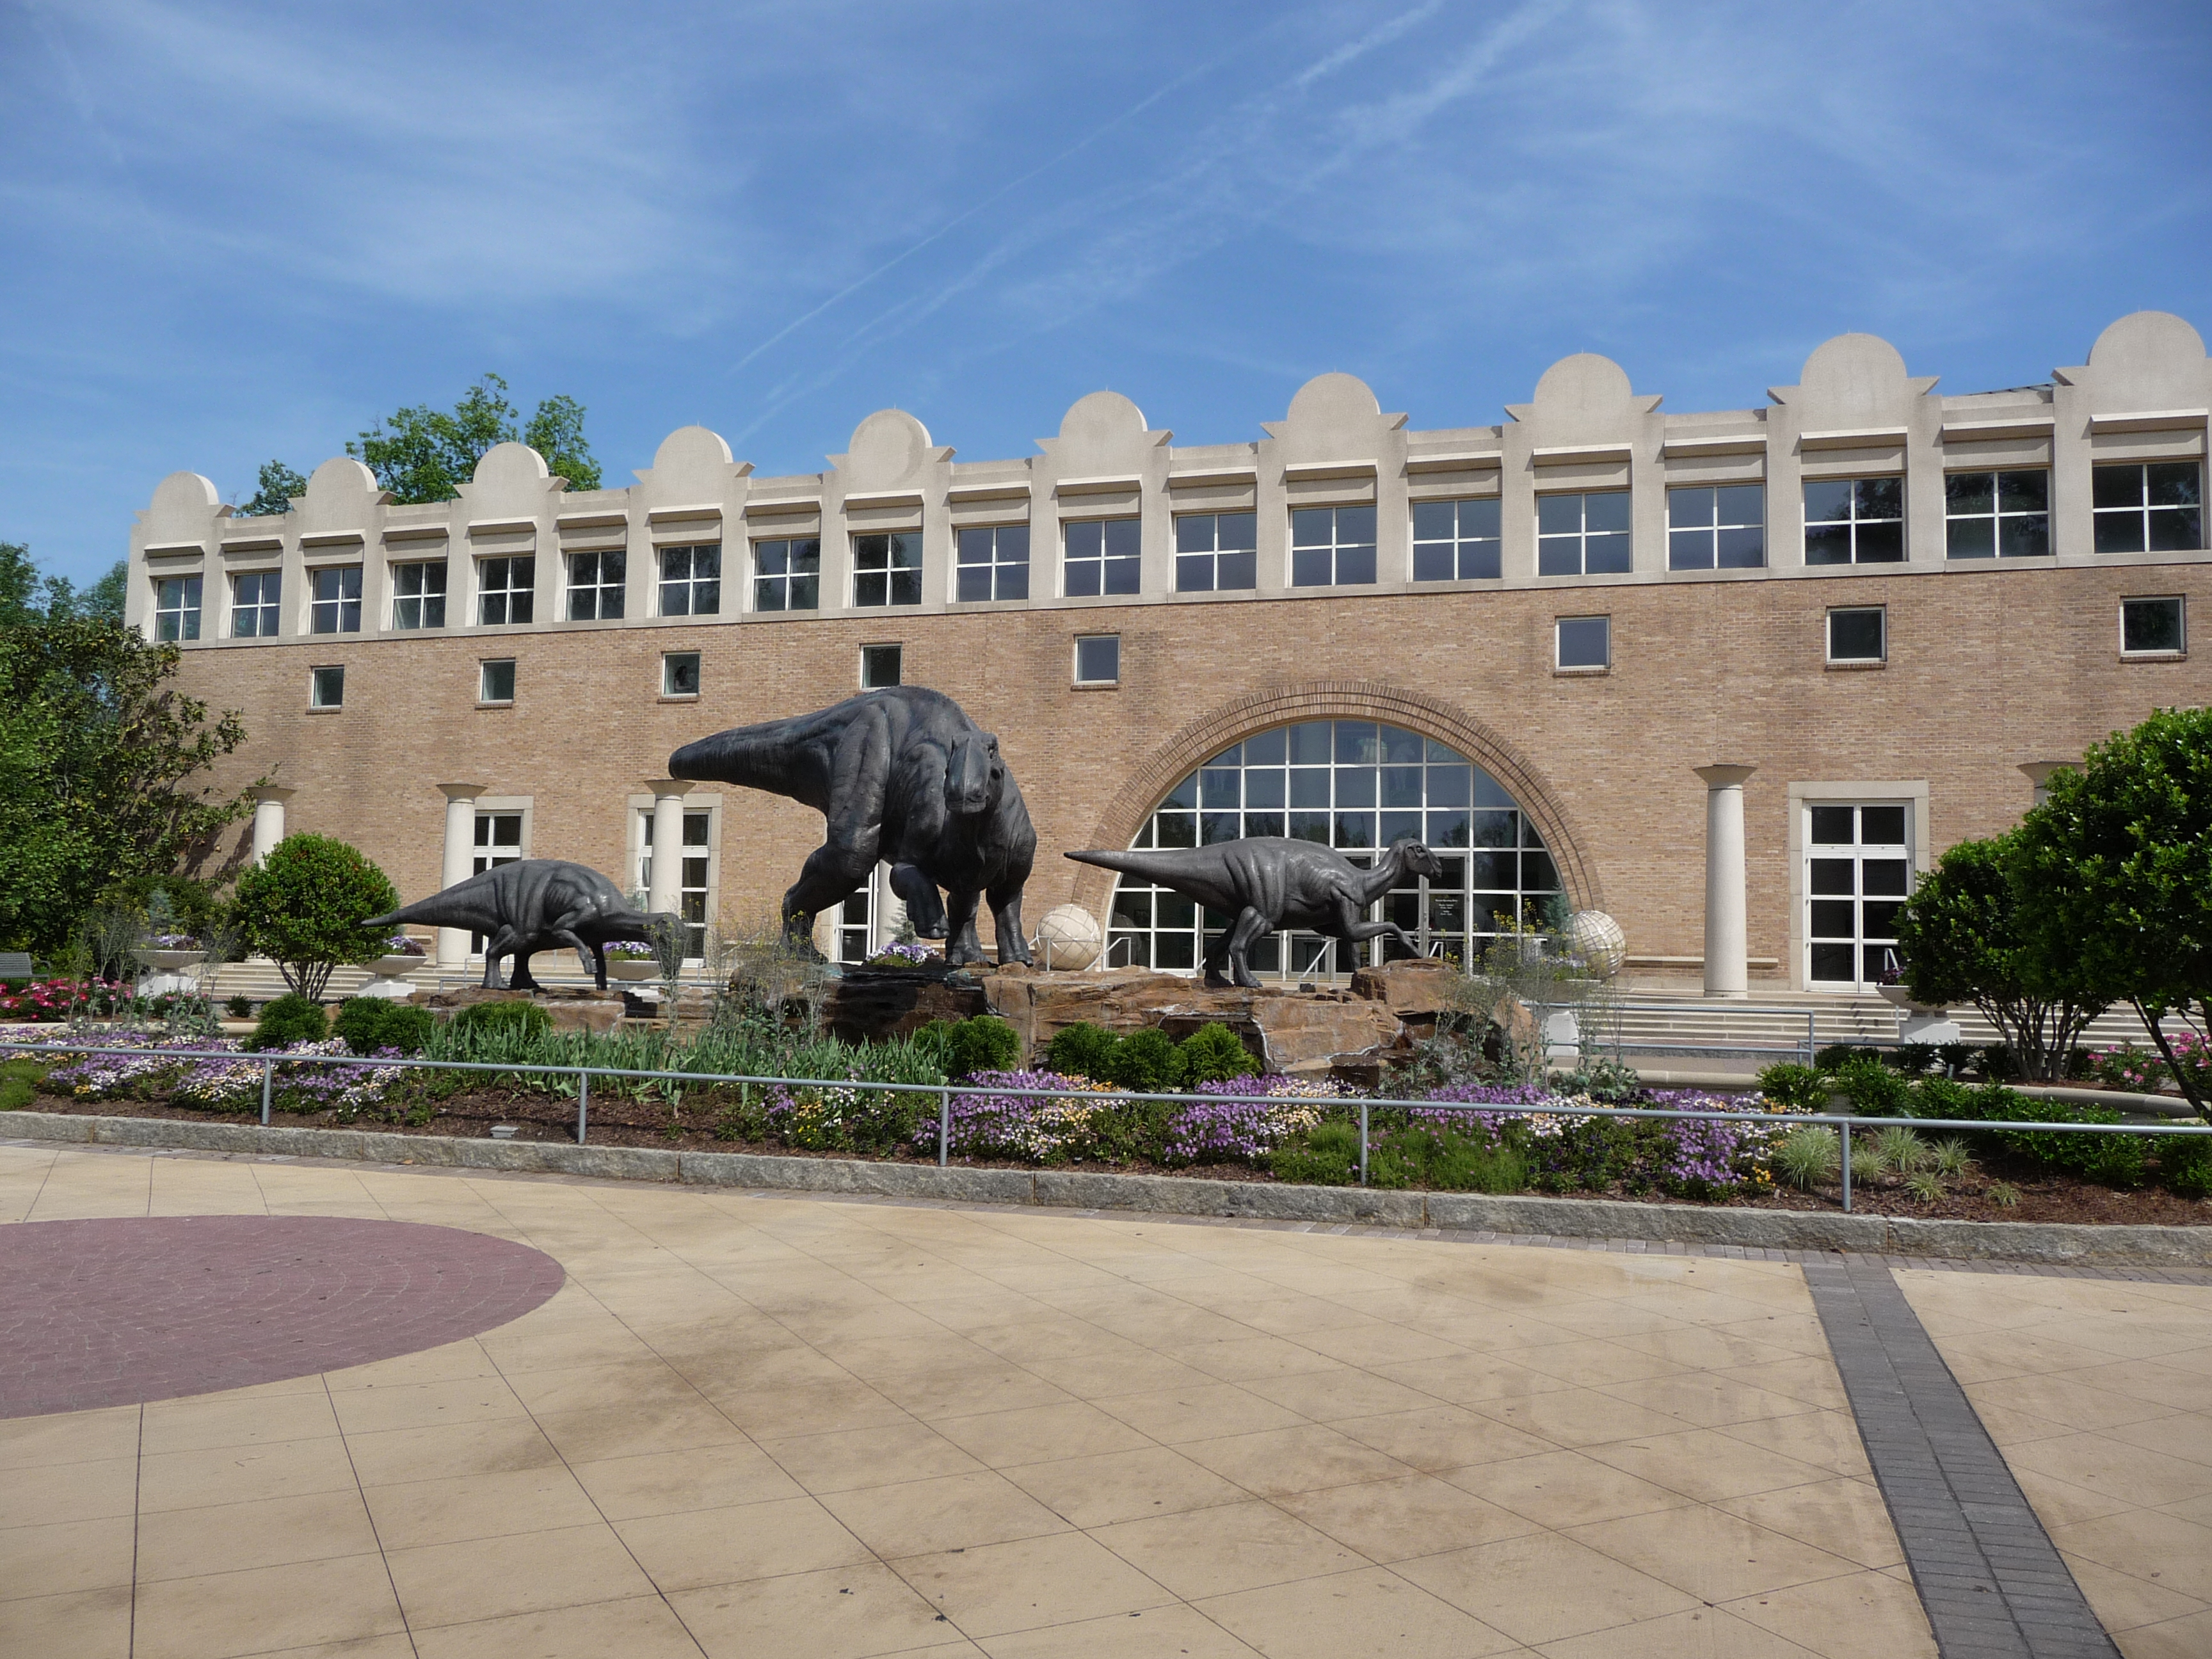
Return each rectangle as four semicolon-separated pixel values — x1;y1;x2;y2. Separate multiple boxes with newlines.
4;0;2209;586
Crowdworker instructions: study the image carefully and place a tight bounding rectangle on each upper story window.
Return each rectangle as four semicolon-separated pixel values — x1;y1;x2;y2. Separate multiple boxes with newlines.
753;538;820;611
957;525;1030;602
1945;470;2049;558
1804;477;1903;564
1291;505;1377;587
2094;461;2203;554
854;533;921;607
152;575;201;642
1667;485;1765;570
477;556;534;626
232;571;280;637
1827;605;1887;664
1412;498;1502;581
566;550;626;621
1173;511;1256;593
1064;518;1140;597
310;566;362;634
1537;490;1631;577
392;561;446;630
2122;596;2185;656
658;544;721;616
309;665;344;709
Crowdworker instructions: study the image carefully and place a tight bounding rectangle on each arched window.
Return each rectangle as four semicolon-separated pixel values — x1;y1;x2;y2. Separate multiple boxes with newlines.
1107;720;1564;977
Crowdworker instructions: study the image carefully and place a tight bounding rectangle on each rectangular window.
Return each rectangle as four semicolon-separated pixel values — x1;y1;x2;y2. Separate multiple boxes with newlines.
231;570;281;637
639;808;713;958
152;576;202;641
309;665;344;709
392;561;446;630
1537;491;1631;577
566;549;626;621
752;537;820;611
1804;477;1904;564
860;643;901;687
1667;485;1765;570
2094;461;2204;554
853;533;922;607
479;659;516;703
1555;615;1610;670
662;651;701;696
1944;470;2049;558
657;544;721;616
469;809;524;952
309;565;362;634
1173;511;1258;593
1075;634;1120;685
1827;605;1887;663
1807;803;1911;989
1411;498;1502;581
477;556;535;626
2122;596;2186;655
1290;505;1377;588
956;525;1030;602
1064;518;1141;597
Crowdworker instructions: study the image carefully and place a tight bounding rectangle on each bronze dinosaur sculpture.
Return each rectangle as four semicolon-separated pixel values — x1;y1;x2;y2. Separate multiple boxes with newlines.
365;860;674;991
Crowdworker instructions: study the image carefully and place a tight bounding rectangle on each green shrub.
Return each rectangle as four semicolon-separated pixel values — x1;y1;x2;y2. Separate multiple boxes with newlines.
1832;1055;1909;1118
1370;1120;1527;1192
231;833;400;1002
1043;1021;1118;1081
1815;1043;1877;1072
1176;1023;1256;1086
918;1014;1023;1080
1106;1028;1183;1093
451;999;553;1040
1946;1084;2145;1187
1908;1077;1973;1120
333;998;435;1056
1772;1126;1840;1191
1756;1062;1828;1113
1271;1119;1360;1185
245;993;327;1051
224;993;253;1020
0;1057;47;1110
2159;1133;2212;1199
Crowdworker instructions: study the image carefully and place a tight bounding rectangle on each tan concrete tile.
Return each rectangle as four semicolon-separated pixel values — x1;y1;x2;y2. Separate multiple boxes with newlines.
614;1495;872;1589
1176;1423;1418;1499
1468;1385;1697;1449
2007;1432;2212;1509
385;1520;658;1628
1022;1347;1222;1399
1710;1356;1852;1412
1003;1444;1252;1528
136;1489;380;1581
1;1455;140;1530
531;1399;748;1463
0;1515;136;1601
875;1366;1080;1422
1392;1531;1698;1644
0;1585;132;1659
761;1421;988;1495
342;1415;561;1487
1596;1372;1818;1431
500;1358;706;1416
1715;1477;1905;1571
323;1338;500;1393
821;1469;1072;1559
1329;1403;1557;1473
1567;1502;1860;1602
140;1388;341;1454
570;1440;806;1519
1370;1352;1575;1407
1968;1373;2180;1432
1514;1336;1688;1386
2115;1608;2212;1658
138;1434;360;1513
1539;1605;1821;1658
1439;1447;1693;1529
250;1637;419;1658
0;1405;140;1470
2078;1361;2212;1416
1715;1409;1876;1479
1720;1567;1937;1659
327;1374;532;1436
2103;1409;2212;1469
412;1594;707;1658
1277;1471;1539;1561
132;1553;405;1659
1240;1366;1441;1424
1091;1382;1308;1445
1611;1324;1807;1374
1089;1498;1365;1600
710;1379;914;1438
1196;1564;1524;1658
2062;1557;2208;1633
929;1399;1154;1468
897;1528;1177;1635
1587;1427;1836;1503
362;1464;602;1549
2049;1506;2212;1603
667;1560;971;1658
977;1601;1262;1658
1168;1334;1348;1385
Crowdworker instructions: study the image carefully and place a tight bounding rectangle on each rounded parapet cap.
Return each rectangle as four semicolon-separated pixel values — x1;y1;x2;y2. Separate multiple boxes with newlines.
471;442;550;489
1531;352;1633;412
1799;332;1909;388
842;408;935;488
148;471;221;514
1285;371;1382;426
651;425;735;472
2087;310;2206;373
1057;389;1148;443
306;456;380;499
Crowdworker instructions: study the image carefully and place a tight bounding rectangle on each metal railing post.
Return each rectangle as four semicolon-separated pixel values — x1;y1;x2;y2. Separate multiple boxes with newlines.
575;1069;589;1145
1806;1011;1816;1068
938;1087;951;1167
1359;1101;1370;1187
260;1056;273;1126
1840;1118;1853;1212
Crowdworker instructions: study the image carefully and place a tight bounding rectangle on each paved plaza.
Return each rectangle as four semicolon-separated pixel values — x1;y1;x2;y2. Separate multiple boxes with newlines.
1;1142;2207;1658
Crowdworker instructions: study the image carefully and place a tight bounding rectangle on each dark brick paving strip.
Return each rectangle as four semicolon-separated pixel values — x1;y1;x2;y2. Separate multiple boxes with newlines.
1805;1256;2120;1659
0;1215;565;1418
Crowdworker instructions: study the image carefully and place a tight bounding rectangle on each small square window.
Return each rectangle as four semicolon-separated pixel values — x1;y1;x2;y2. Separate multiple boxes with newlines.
1827;606;1887;663
662;652;701;696
479;659;516;703
860;644;902;688
1555;616;1610;671
2121;596;2186;655
1074;634;1120;685
309;665;344;709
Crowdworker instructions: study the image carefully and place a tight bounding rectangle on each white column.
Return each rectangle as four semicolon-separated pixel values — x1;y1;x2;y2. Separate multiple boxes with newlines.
250;787;293;863
646;781;695;917
436;783;485;968
1695;764;1756;1000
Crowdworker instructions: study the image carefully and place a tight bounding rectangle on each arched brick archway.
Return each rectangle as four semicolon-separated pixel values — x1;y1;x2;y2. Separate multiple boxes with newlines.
1067;680;1602;919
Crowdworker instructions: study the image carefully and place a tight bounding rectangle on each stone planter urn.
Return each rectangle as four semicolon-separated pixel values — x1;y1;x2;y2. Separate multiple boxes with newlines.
607;959;659;982
1878;983;1960;1045
142;950;205;974
357;954;425;1000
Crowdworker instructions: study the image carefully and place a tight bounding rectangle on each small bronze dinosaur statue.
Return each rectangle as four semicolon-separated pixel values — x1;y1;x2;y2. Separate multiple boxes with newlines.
1066;835;1444;988
669;687;1036;967
365;860;675;991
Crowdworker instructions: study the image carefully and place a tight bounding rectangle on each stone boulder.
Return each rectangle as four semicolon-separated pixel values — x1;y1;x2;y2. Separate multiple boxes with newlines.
820;966;990;1045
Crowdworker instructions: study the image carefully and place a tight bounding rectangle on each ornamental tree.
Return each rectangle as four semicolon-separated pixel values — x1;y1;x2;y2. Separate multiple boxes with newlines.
1893;828;2105;1081
348;374;600;502
2012;706;2212;1121
232;833;399;1001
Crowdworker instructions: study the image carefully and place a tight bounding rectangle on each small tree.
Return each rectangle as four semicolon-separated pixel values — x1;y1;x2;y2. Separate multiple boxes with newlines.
1894;828;2106;1082
232;833;399;1001
2013;707;2212;1122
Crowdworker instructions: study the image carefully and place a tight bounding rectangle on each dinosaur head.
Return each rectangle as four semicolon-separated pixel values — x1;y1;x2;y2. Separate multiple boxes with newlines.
1391;837;1445;881
945;729;1004;817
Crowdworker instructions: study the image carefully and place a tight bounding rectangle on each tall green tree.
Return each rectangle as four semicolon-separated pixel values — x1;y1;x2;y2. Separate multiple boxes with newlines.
346;373;602;503
237;460;308;517
0;619;253;952
1894;828;2106;1081
2;542;127;627
2014;706;2212;1121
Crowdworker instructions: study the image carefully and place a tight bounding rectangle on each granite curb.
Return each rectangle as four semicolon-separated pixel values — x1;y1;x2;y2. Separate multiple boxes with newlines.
6;1110;2208;1266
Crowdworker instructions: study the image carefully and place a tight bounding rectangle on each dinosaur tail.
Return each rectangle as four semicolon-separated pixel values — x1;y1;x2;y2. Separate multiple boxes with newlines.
668;716;818;797
360;893;461;931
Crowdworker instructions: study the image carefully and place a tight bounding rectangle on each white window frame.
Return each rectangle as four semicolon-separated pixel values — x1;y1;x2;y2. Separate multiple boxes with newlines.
231;570;281;637
2120;595;2187;657
956;524;1030;603
860;643;902;688
1173;511;1258;593
479;658;517;705
565;549;627;621
152;575;202;641
1537;490;1632;577
1943;469;2050;559
2093;461;2205;554
309;565;362;635
1289;505;1378;588
853;533;922;607
657;543;722;616
391;561;446;630
1666;485;1766;571
1827;605;1887;665
1073;634;1120;686
476;556;536;626
662;651;701;697
308;664;344;709
625;794;723;965
1411;497;1502;582
1786;781;1929;993
1063;518;1141;597
1803;476;1905;565
1554;614;1611;672
751;536;821;612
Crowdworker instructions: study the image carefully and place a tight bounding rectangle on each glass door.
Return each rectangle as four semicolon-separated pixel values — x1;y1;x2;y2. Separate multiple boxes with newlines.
1806;803;1911;990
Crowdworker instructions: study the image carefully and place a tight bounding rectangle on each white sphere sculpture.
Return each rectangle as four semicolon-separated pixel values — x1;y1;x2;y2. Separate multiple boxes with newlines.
1562;910;1627;979
1033;904;1103;971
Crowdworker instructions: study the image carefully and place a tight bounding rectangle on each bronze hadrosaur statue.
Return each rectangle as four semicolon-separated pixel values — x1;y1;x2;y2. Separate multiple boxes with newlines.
365;860;674;991
1066;835;1444;988
669;687;1036;967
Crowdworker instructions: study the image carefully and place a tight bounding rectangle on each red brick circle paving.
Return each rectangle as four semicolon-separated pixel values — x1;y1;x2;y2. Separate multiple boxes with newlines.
0;1216;565;1418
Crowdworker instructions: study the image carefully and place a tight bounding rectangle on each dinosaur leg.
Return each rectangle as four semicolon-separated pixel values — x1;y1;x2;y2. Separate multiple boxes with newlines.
1223;908;1272;990
988;881;1031;967
479;926;524;990
888;863;948;940
782;840;880;958
943;890;985;967
1326;896;1421;964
